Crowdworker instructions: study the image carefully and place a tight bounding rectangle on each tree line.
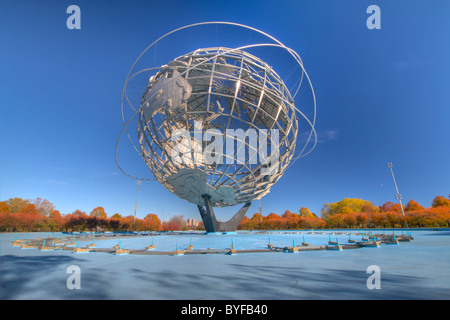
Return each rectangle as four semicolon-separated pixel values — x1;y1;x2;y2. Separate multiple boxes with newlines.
238;196;450;230
1;195;449;232
0;198;163;232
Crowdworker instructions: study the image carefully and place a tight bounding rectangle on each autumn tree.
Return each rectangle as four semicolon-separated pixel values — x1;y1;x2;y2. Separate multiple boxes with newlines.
162;219;180;231
33;198;55;216
90;206;107;219
0;212;15;231
49;210;61;219
432;195;450;208
264;213;283;230
119;216;134;231
321;198;377;217
355;212;368;228
20;203;39;215
143;213;161;231
171;215;187;230
251;213;264;222
237;216;251;230
48;210;63;231
303;216;326;229
282;210;299;219
108;217;121;231
324;213;346;228
72;209;87;217
7;198;31;213
340;207;353;215
299;207;316;218
379;201;401;213
64;213;86;231
246;213;264;229
266;213;281;220
361;204;378;213
0;201;10;213
85;216;101;231
405;199;425;211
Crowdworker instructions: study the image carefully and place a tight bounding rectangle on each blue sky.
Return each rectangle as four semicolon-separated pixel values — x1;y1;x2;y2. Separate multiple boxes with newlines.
1;0;449;222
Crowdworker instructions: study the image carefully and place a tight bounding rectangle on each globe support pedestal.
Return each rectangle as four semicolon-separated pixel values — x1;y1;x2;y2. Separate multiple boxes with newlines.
197;194;251;233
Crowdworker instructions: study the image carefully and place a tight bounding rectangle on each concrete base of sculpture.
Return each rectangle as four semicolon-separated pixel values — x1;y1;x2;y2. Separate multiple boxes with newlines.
327;245;343;251
365;241;381;248
21;244;37;249
284;246;299;253
115;249;129;255
385;240;399;245
73;247;90;253
39;246;56;251
145;245;156;251
173;250;185;256
197;194;251;233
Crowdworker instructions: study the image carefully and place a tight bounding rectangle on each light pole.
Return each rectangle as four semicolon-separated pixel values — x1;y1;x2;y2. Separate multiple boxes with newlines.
387;162;408;228
133;180;142;231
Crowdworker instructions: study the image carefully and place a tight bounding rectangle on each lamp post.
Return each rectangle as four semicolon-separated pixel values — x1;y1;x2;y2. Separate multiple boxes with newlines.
133;181;142;231
387;162;408;228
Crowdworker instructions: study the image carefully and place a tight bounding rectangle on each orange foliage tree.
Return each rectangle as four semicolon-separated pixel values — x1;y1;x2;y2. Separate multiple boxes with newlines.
405;200;424;212
432;195;450;208
142;214;161;231
90;207;107;219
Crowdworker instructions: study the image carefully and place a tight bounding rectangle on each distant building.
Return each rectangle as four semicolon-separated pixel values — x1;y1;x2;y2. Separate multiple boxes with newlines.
187;218;199;228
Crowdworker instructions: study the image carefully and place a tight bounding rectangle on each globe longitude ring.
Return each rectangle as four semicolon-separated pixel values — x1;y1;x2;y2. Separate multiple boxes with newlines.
116;22;317;233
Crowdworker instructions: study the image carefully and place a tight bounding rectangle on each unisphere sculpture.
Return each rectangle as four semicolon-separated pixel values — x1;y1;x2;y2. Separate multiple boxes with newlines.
117;22;317;233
